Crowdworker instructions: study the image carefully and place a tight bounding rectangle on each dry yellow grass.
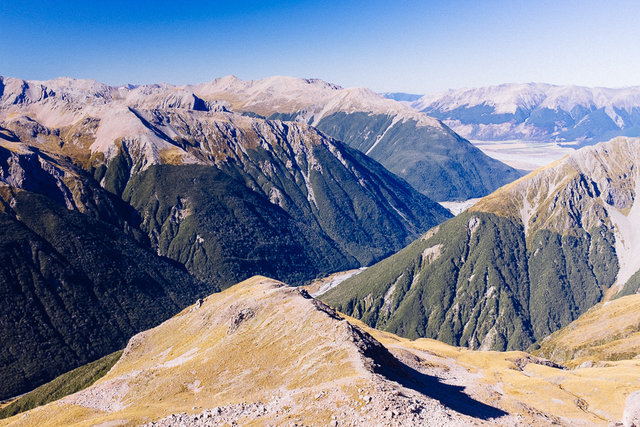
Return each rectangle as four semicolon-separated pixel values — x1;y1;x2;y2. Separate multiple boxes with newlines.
3;277;640;426
535;294;640;366
346;313;640;425
2;277;378;426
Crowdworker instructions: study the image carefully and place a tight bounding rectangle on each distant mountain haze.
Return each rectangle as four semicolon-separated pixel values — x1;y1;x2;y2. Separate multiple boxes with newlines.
410;83;640;144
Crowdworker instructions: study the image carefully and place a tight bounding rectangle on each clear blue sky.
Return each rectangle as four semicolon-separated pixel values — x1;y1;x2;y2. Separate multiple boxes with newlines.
2;0;639;93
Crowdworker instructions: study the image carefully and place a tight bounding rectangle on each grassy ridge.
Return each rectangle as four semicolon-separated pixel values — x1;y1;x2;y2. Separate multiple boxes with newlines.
534;294;640;366
0;351;122;420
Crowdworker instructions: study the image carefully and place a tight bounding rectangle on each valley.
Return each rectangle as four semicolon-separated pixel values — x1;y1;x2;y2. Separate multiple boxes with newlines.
1;75;640;426
5;2;640;425
0;75;454;399
471;140;577;171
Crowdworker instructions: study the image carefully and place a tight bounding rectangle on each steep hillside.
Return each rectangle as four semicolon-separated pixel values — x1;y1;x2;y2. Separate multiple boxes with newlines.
5;276;640;426
0;185;208;401
191;75;522;201
323;137;640;351
0;77;450;287
414;83;640;144
1;277;501;426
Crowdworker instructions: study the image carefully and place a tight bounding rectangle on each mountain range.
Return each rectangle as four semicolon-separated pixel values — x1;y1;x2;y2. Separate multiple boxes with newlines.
0;75;454;398
322;136;640;351
189;75;521;201
407;83;640;144
2;74;640;425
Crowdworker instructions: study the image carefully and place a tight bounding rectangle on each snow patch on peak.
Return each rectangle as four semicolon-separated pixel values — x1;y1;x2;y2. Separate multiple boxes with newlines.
193;75;444;130
414;83;640;142
416;83;550;115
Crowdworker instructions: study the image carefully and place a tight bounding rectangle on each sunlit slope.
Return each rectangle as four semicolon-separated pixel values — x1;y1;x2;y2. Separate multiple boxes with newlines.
534;294;640;367
3;277;483;426
5;277;640;426
323;137;640;350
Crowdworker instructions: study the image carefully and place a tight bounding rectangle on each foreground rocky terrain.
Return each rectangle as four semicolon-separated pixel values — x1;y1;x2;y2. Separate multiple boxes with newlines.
3;276;639;426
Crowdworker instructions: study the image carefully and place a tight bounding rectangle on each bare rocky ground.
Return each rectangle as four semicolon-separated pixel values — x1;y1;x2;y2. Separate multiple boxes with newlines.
141;378;510;427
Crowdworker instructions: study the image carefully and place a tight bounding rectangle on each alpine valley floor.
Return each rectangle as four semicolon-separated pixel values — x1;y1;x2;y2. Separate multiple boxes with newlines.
2;277;639;426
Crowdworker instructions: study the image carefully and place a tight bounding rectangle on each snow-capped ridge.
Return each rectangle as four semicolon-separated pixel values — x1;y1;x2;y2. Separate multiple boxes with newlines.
193;75;444;129
0;75;447;133
414;83;640;142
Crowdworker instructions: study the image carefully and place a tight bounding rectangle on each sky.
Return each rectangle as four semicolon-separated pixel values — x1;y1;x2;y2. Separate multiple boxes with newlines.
2;0;639;94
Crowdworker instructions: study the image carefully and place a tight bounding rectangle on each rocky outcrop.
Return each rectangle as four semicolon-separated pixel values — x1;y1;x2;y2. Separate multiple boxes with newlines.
624;391;640;427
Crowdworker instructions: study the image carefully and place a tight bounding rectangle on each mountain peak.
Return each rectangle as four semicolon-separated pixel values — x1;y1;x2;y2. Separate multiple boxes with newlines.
324;136;640;351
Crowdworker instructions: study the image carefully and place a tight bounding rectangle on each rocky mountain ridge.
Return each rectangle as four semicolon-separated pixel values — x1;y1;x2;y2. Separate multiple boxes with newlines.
0;75;521;201
4;276;640;426
1;79;451;286
192;75;522;200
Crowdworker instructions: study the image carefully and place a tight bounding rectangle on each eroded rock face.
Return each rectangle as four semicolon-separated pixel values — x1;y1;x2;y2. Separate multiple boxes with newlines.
623;391;640;427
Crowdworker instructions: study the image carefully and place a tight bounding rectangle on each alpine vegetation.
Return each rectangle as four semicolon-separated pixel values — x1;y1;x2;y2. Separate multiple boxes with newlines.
323;137;640;351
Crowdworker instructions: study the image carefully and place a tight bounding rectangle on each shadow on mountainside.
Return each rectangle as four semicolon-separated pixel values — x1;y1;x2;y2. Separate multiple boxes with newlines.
352;325;507;420
314;296;508;420
385;361;508;420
